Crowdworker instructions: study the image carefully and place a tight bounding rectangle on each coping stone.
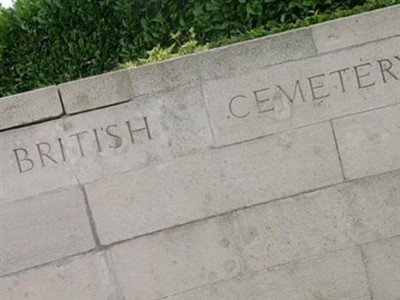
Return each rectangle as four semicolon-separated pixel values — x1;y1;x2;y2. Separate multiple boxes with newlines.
59;70;132;114
312;5;400;53
0;86;62;131
128;27;317;98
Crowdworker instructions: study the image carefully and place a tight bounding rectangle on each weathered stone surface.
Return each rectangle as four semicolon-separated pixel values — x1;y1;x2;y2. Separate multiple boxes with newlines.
0;253;122;300
0;86;62;131
333;104;400;180
128;28;316;98
108;217;242;300
363;236;400;300
0;85;212;202
228;170;400;273
169;249;370;300
59;70;132;114
312;5;400;53
0;187;95;276
86;122;342;245
203;36;400;146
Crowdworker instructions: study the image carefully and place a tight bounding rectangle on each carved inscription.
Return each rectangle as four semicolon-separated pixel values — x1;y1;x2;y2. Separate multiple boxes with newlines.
228;56;400;118
13;117;151;173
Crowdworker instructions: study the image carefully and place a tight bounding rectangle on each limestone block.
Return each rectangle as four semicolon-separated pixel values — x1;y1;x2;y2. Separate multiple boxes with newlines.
228;170;400;272
108;217;242;300
203;36;400;146
0;253;121;300
0;86;62;130
86;122;342;245
0;85;212;202
0;187;95;275
333;104;400;180
363;236;400;300
59;70;131;114
312;5;400;53
168;249;370;300
128;27;316;97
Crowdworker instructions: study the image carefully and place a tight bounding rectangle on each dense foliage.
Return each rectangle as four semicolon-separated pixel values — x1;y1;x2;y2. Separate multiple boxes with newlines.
0;0;398;96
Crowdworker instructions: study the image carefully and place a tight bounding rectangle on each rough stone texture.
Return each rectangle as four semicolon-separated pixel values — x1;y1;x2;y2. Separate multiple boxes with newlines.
59;70;132;114
0;187;95;276
108;217;242;300
363;236;400;300
0;85;212;202
203;36;400;146
0;86;62;131
0;253;122;300
128;28;316;98
228;171;400;273
312;5;400;53
86;122;342;245
333;104;400;180
169;249;370;300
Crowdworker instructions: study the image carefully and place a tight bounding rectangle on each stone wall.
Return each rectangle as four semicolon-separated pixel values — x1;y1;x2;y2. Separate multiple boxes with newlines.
1;5;399;300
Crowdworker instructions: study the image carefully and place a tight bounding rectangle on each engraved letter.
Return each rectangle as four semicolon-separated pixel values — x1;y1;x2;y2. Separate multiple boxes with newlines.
308;73;330;101
353;63;375;89
126;117;152;144
13;148;34;173
70;131;88;157
253;88;274;113
36;142;58;167
330;68;349;93
105;125;122;149
57;138;67;162
228;95;250;118
93;128;103;152
377;59;398;83
277;80;305;104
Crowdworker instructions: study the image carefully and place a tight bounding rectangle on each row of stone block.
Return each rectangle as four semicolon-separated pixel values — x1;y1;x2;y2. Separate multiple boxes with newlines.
1;172;399;299
1;5;399;130
1;66;399;203
1;101;400;276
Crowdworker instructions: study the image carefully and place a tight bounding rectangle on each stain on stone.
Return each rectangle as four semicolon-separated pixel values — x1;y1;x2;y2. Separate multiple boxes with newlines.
219;239;230;248
223;260;237;273
271;92;293;121
238;226;258;244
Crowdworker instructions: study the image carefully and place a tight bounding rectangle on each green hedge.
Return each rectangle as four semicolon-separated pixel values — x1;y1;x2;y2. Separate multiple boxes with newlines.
0;0;398;96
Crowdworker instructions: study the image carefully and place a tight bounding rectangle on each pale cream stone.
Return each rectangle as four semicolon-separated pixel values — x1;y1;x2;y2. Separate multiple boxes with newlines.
0;187;95;276
312;5;400;53
203;36;400;146
59;70;132;114
333;104;400;180
228;170;400;272
0;253;122;300
0;85;212;202
86;122;342;245
363;236;400;300
169;249;370;300
0;86;62;130
108;217;242;300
